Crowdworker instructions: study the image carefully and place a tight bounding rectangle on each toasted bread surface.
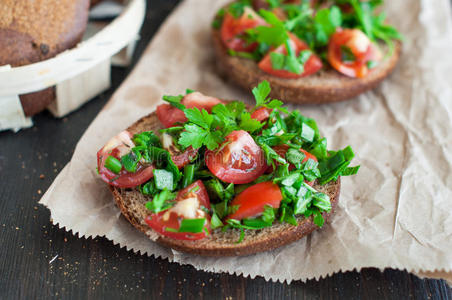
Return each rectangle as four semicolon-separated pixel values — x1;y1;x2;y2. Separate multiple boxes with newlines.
212;29;401;104
110;112;341;256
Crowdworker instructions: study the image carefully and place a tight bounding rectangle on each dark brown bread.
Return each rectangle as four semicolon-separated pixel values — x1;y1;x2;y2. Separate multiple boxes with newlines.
90;0;104;6
0;0;90;67
19;88;56;117
212;29;402;104
110;112;341;256
90;0;125;7
0;0;90;116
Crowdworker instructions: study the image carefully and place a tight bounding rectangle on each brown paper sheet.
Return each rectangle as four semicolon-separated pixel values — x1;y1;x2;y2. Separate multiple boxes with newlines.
40;0;452;283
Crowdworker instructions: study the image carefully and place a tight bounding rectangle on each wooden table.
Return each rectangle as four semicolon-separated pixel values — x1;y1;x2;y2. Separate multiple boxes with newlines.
1;1;451;298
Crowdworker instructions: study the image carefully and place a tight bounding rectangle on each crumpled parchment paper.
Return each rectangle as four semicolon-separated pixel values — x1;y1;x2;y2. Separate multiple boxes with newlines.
40;0;452;283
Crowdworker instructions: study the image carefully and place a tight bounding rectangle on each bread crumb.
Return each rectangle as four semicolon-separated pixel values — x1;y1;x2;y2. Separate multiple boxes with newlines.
39;174;45;179
37;189;42;195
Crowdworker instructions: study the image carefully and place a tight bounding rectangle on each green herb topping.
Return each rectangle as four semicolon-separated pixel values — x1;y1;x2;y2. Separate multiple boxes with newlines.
215;0;402;71
102;80;359;240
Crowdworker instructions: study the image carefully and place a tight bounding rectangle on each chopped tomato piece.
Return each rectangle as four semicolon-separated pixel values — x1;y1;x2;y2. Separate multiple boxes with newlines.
181;92;223;112
170;146;198;169
220;7;267;52
97;131;155;188
227;182;282;220
156;104;187;128
145;180;211;240
258;34;323;78
205;130;267;184
328;28;382;78
250;107;272;122
161;133;198;169
156;92;223;128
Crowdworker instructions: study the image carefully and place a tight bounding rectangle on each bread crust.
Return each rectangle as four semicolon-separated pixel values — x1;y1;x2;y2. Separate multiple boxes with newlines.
109;112;341;256
211;28;402;104
0;0;90;67
0;0;90;116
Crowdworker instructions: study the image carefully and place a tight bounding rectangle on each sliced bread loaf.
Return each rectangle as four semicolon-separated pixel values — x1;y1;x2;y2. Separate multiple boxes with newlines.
0;0;90;116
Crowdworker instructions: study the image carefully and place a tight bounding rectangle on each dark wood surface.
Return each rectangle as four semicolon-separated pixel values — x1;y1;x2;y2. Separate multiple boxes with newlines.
1;1;451;299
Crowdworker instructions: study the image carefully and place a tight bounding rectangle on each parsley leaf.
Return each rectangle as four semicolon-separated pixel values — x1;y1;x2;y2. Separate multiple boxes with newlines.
248;10;288;47
252;80;271;106
184;108;213;129
240;112;264;132
314;6;342;46
178;108;224;150
251;80;287;113
179;124;222;150
162;95;185;110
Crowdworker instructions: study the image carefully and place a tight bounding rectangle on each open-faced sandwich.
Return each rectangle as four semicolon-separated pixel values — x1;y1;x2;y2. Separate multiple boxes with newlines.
96;81;359;256
212;0;402;104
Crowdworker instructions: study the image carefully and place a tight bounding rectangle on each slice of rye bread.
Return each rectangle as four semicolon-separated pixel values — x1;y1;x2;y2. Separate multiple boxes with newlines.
110;112;341;256
212;29;402;104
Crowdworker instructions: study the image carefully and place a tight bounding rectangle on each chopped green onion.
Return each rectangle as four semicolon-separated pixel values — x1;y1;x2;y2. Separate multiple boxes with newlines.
213;201;228;219
178;218;206;233
236;228;245;244
105;156;122;174
262;205;276;224
228;49;259;60
270;52;286;70
281;172;301;186
182;164;195;188
286;148;306;170
367;60;379;69
165;227;178;232
300;123;315;142
294;189;312;215
312;192;331;212
211;213;223;229
159;126;184;134
313;211;325;227
140;181;157;196
145;189;176;213
153;169;174;191
121;150;141;173
342;165;360;176
242;218;272;229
